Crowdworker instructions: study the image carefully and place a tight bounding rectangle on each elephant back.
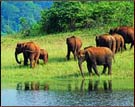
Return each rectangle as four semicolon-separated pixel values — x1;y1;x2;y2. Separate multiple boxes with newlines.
96;34;112;46
24;41;40;53
96;34;116;54
109;26;134;43
66;36;82;51
86;47;113;56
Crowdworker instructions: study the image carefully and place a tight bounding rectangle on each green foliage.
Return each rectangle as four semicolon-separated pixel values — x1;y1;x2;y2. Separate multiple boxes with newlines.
40;1;134;34
2;1;133;36
1;1;52;35
28;23;44;36
19;17;30;35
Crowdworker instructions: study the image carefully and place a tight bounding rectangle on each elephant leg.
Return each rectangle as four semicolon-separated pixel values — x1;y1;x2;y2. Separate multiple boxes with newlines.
130;42;134;49
29;55;35;68
37;60;39;64
119;43;122;52
115;43;118;53
87;63;92;76
43;57;46;64
30;59;35;68
24;58;28;66
102;65;107;74
117;43;121;52
45;55;48;63
73;50;77;60
92;65;100;76
121;43;125;52
108;64;112;75
23;53;28;66
34;53;40;66
116;42;121;53
66;47;70;60
124;44;127;50
120;46;124;53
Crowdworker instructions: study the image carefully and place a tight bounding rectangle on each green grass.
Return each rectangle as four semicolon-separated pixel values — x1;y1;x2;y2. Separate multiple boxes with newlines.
1;28;134;90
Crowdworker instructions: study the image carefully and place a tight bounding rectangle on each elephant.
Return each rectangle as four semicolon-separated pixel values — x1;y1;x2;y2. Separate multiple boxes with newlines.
66;36;82;60
77;47;114;78
15;41;40;68
111;34;125;53
37;49;48;64
109;26;134;49
96;34;116;54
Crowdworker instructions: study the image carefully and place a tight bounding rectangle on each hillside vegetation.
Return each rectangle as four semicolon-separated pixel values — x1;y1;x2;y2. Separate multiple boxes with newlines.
1;1;133;36
1;1;52;35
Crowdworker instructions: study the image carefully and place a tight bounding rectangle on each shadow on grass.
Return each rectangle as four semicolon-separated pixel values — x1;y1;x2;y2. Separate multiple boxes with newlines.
2;65;30;71
53;71;105;80
48;57;67;63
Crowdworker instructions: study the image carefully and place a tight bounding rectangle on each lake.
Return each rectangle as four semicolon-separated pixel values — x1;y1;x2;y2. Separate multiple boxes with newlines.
1;79;134;106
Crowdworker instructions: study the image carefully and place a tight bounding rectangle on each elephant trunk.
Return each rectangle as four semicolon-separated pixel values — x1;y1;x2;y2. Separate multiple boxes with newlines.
78;61;84;78
15;52;21;64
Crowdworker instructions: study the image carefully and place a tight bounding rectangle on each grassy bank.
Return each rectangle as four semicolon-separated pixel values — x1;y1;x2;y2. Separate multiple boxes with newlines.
1;28;134;87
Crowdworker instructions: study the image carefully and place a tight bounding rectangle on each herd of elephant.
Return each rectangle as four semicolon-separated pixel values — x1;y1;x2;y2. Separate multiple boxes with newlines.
15;26;134;78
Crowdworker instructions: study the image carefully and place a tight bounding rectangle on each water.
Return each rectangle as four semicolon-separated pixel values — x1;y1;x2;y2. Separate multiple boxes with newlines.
1;80;134;106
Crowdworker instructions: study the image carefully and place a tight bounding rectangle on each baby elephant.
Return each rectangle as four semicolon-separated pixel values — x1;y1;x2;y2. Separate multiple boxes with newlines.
37;49;48;64
77;47;114;78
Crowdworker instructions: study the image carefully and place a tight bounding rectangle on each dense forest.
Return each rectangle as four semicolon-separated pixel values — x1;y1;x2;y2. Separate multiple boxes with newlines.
1;1;134;36
1;1;53;35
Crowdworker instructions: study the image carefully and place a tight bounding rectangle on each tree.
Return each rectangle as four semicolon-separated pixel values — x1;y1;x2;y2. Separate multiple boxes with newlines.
40;1;134;34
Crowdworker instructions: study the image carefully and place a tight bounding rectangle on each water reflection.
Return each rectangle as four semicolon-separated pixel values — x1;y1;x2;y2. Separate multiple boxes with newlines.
88;80;99;92
31;82;40;90
2;79;133;106
103;80;112;92
16;82;49;91
79;80;112;94
16;80;112;93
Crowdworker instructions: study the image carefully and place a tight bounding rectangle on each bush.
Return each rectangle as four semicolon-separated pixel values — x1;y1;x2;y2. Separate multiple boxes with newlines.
40;1;134;34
